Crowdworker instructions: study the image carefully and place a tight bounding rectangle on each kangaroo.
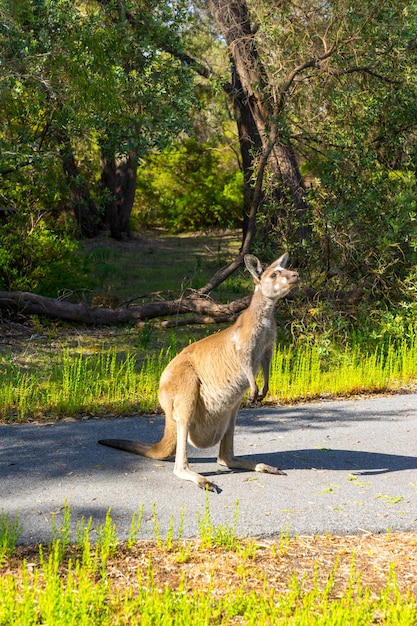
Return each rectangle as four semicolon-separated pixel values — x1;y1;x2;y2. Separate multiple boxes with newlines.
99;253;299;492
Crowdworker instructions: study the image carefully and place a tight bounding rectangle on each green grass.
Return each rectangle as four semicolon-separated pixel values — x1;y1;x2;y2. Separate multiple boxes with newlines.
0;348;171;421
0;504;416;625
85;230;242;303
1;334;417;422
267;337;417;403
0;513;21;566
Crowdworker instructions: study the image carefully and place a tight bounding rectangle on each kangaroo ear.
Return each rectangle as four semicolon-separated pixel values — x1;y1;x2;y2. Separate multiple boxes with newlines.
276;252;289;268
244;254;263;280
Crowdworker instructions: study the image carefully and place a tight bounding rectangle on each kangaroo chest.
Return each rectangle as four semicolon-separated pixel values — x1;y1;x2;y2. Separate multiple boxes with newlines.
232;314;275;361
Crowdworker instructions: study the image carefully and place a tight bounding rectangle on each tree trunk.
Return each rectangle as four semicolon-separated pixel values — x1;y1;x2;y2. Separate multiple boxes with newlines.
55;128;102;238
100;149;138;240
208;0;310;242
230;61;263;244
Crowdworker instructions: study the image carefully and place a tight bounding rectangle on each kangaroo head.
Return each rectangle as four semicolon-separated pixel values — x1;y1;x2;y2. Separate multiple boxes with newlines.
244;253;299;300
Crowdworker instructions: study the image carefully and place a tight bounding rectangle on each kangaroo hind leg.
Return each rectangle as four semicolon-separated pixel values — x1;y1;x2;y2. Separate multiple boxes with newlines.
160;362;221;492
218;408;286;475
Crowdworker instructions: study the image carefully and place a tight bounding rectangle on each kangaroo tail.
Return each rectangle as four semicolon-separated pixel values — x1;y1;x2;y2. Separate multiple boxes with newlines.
98;438;151;455
98;438;174;460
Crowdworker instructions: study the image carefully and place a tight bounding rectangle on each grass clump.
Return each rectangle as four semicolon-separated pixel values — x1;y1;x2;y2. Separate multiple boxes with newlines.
0;348;170;421
197;492;240;550
267;336;417;403
0;513;21;566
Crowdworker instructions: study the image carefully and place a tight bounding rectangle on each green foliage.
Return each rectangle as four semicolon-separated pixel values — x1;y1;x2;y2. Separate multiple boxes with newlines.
134;138;243;230
2;0;417;306
197;493;240;550
243;0;417;304
0;0;198;272
0;211;91;296
304;157;417;299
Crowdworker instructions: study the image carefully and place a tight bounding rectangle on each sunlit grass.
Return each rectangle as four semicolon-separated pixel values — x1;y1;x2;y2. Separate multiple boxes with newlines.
1;335;417;422
0;348;171;421
0;504;416;625
267;337;417;403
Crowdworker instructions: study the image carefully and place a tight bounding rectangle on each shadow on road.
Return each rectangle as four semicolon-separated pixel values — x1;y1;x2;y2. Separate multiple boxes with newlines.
189;448;417;479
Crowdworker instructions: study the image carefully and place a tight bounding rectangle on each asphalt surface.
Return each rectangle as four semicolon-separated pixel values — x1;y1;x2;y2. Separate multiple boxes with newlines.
1;393;417;545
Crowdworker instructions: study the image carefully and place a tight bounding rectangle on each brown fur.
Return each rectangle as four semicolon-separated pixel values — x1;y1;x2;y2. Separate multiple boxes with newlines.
99;253;299;491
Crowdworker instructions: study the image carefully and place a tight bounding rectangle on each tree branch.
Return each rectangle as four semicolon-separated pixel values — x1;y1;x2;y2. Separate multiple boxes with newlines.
195;131;278;295
277;43;337;112
329;65;401;85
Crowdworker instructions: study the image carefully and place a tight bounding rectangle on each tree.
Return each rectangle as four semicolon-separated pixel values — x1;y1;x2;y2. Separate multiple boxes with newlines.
2;0;417;320
166;0;417;295
207;0;312;243
134;137;243;231
0;0;197;239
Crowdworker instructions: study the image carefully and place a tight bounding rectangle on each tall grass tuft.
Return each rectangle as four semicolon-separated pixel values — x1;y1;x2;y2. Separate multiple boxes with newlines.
197;492;240;550
0;513;21;565
0;349;169;421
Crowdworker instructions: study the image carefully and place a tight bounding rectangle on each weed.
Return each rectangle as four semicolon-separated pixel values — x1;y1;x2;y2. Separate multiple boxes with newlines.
76;516;93;549
95;510;118;574
0;513;21;564
164;515;176;552
197;492;240;550
127;506;144;549
135;323;154;349
278;525;291;556
51;500;72;553
152;502;162;546
236;538;259;560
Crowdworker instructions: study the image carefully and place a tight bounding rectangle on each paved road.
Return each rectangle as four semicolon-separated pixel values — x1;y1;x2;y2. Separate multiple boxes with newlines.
1;393;417;545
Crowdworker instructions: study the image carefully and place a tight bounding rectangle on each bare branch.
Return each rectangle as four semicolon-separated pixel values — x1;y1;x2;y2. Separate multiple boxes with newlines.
329;65;400;85
277;43;337;112
195;130;278;295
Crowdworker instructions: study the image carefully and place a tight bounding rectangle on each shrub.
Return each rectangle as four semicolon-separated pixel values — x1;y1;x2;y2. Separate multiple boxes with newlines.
0;211;91;297
134;138;243;231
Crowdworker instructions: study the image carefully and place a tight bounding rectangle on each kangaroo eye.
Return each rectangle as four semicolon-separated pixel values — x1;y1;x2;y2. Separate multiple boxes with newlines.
270;272;276;278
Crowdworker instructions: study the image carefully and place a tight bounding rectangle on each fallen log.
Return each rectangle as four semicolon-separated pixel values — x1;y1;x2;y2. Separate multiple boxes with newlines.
0;290;251;326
